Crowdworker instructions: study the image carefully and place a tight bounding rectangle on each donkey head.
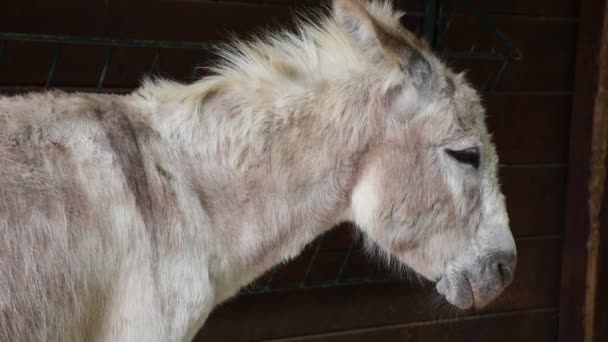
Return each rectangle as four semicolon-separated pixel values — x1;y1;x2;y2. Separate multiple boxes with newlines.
335;0;516;309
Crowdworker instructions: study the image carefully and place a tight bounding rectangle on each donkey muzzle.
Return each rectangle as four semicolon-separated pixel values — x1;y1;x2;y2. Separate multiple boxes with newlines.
436;250;517;310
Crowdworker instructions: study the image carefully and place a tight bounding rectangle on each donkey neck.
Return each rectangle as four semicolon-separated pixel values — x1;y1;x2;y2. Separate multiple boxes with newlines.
140;76;381;301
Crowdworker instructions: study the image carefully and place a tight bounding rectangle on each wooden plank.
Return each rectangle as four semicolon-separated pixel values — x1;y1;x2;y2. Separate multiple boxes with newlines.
96;0;425;11
559;0;608;341
0;0;579;39
0;1;300;38
443;16;578;91
595;185;608;342
0;0;110;36
266;309;558;342
220;0;580;17
108;1;296;41
445;0;579;17
589;3;608;341
486;94;571;164
500;166;566;237
194;237;561;341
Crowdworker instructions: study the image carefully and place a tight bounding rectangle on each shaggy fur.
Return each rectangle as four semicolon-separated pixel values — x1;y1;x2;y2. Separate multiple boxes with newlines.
0;0;516;341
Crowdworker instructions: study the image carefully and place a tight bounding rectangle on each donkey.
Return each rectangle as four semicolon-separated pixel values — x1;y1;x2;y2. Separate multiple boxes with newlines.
0;0;516;340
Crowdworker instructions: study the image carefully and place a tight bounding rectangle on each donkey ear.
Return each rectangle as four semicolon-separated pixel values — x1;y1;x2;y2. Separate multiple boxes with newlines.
333;0;435;90
333;0;393;54
333;0;379;49
333;1;424;63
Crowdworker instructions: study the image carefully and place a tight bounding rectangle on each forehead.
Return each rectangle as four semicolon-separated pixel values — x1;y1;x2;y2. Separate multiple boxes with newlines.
406;72;486;148
443;73;485;134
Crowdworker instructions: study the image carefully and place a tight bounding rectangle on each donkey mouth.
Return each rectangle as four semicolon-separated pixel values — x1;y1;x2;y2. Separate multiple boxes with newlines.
436;251;516;310
436;272;475;310
436;270;506;310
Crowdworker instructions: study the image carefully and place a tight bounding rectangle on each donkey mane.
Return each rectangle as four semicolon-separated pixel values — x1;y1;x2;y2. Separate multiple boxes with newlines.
210;1;405;79
136;0;429;115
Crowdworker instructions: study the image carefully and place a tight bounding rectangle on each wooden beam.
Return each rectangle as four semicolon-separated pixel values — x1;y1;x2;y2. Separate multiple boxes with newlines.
591;3;608;342
595;178;608;342
264;309;558;342
559;0;608;341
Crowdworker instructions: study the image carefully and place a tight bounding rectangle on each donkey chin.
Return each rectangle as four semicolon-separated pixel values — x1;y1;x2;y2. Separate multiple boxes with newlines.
435;251;517;310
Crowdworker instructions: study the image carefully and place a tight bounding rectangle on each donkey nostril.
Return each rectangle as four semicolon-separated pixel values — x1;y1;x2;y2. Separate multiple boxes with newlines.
491;251;516;286
497;263;513;285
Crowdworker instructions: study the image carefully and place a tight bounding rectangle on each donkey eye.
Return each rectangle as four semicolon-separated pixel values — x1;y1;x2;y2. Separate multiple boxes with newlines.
445;147;480;169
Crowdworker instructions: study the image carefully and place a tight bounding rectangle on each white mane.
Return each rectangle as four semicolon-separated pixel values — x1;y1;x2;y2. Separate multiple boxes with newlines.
210;1;406;81
136;0;410;112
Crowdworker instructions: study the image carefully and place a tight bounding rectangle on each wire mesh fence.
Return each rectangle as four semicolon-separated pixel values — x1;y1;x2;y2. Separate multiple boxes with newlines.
239;224;400;295
0;0;521;294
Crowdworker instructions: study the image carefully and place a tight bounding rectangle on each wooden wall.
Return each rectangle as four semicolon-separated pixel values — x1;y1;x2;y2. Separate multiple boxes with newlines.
0;0;583;341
